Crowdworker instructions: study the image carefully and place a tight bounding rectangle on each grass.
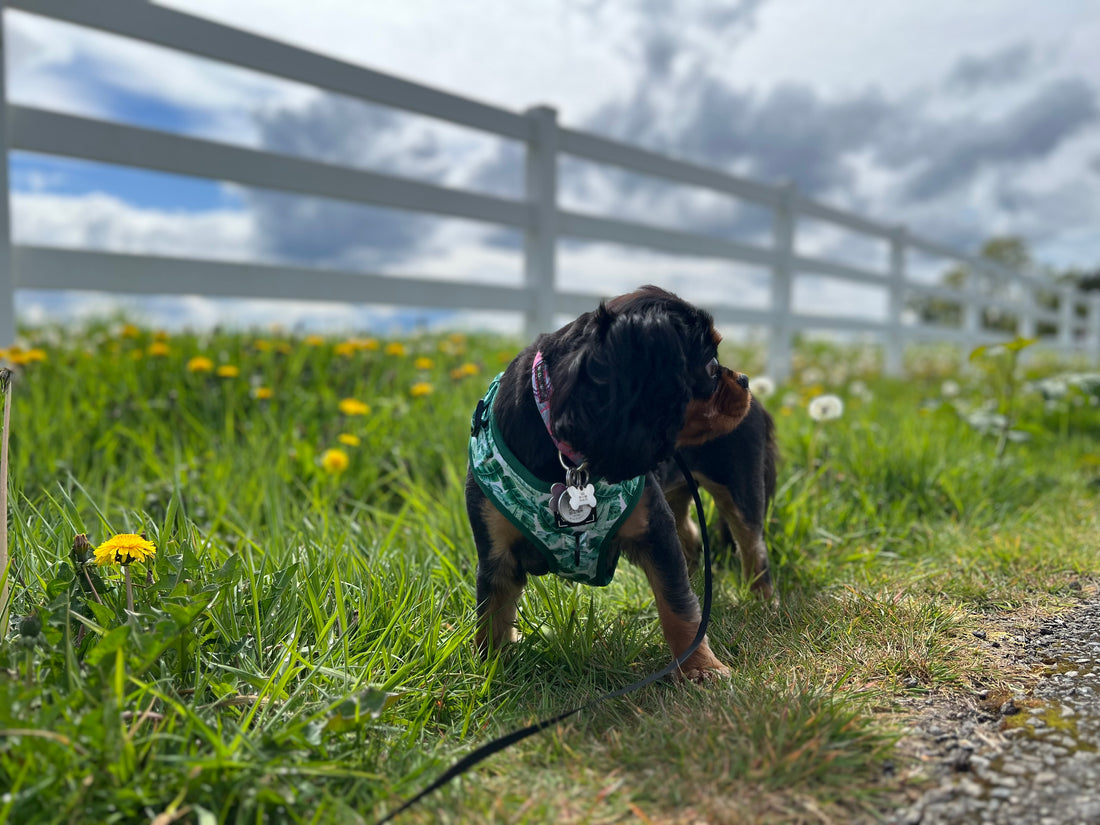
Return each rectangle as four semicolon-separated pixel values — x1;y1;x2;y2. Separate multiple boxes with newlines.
0;323;1098;824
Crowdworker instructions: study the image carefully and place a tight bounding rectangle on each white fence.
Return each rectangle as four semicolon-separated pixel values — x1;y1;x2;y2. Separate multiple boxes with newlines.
1;0;1098;380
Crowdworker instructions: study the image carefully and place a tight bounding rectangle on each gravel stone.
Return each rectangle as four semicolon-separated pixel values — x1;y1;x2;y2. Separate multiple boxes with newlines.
886;597;1100;825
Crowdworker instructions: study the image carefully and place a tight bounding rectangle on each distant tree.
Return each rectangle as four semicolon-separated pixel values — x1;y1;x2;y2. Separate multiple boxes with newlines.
1075;268;1100;292
908;235;1035;333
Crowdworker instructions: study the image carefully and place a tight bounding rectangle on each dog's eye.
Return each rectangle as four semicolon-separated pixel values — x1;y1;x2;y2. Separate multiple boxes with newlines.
706;357;720;379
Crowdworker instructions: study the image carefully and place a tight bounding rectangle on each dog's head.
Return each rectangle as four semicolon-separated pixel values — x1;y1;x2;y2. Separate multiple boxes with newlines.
543;285;752;482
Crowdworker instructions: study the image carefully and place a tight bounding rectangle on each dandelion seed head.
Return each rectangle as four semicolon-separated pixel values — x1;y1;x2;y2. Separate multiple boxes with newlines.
808;394;844;422
749;376;776;399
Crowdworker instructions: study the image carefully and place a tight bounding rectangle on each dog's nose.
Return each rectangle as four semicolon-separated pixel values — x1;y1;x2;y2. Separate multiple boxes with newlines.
736;372;750;390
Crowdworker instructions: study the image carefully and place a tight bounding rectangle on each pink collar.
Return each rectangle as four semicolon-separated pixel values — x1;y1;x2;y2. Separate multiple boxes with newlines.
531;350;586;466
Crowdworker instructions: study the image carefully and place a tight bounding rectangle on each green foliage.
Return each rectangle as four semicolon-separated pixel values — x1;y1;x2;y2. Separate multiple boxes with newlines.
0;325;1097;823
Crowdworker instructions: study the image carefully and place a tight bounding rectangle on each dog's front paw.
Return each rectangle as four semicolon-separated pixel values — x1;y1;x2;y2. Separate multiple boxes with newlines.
674;647;731;683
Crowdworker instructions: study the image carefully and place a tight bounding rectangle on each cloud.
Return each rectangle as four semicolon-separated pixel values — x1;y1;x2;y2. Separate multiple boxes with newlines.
899;77;1099;202
5;9;309;145
944;42;1037;94
247;93;523;268
11;191;257;259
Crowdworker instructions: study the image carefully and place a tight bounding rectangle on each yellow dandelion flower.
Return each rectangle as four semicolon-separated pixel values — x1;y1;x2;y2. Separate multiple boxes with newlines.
304;335;325;347
8;348;48;365
120;324;140;339
384;342;407;357
414;356;434;370
337;433;361;447
94;533;157;566
361;338;380;351
320;448;350;474
334;341;358;357
147;342;170;357
338;398;371;416
153;330;169;341
277;342;292;355
253;339;273;353
187;356;214;373
216;365;240;378
410;381;434;398
450;362;480;380
252;386;274;400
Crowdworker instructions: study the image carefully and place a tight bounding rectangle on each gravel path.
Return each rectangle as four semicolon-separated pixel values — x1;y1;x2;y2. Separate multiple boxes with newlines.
889;599;1100;825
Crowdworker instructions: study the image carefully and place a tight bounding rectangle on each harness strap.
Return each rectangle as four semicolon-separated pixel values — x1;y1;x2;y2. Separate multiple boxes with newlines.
375;451;713;824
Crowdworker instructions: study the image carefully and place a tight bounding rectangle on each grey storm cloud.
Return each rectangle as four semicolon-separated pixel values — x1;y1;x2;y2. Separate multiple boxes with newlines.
579;72;897;231
245;0;1098;269
945;42;1037;93
249;93;527;267
248;95;455;268
900;77;1099;202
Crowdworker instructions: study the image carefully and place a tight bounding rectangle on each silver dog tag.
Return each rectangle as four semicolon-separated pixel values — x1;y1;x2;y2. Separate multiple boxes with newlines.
557;488;594;524
567;483;596;511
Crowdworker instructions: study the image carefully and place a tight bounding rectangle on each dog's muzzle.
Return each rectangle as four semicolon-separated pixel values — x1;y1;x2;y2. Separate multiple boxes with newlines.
736;372;750;390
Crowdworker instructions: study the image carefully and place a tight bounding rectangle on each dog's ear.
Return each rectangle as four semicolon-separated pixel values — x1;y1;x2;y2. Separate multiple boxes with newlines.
594;302;615;337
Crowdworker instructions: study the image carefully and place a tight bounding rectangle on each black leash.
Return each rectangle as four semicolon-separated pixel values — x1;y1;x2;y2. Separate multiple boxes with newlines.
375;452;713;823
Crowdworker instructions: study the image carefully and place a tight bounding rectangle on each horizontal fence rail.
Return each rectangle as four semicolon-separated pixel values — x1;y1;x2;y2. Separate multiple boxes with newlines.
0;0;1098;380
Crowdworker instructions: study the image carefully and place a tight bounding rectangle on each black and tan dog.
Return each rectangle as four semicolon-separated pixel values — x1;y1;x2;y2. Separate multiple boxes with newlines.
466;286;776;680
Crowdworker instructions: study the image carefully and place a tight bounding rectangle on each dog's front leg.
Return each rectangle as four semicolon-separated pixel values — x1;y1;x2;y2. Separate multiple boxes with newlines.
621;481;730;681
467;472;527;654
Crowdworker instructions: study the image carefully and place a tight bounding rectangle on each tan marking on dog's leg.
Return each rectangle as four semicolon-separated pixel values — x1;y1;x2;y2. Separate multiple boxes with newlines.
698;477;775;602
476;501;526;652
635;555;730;682
614;493;650;542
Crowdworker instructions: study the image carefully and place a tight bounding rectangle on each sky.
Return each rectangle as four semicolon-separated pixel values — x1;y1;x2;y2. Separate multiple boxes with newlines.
6;0;1100;334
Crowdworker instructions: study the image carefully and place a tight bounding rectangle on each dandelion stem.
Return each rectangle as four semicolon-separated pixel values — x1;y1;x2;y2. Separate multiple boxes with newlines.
0;368;12;634
124;566;134;613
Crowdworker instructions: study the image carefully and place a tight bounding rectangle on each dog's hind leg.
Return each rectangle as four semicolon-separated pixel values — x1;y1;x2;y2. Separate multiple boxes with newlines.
701;480;774;601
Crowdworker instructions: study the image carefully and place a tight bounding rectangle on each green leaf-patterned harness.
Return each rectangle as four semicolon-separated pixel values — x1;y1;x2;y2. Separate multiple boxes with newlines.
468;374;644;586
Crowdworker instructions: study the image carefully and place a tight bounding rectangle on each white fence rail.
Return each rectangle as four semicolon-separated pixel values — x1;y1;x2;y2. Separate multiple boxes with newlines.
1;0;1098;380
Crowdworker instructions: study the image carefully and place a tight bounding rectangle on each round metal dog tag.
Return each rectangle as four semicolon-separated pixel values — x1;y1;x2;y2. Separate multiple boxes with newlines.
557;490;594;524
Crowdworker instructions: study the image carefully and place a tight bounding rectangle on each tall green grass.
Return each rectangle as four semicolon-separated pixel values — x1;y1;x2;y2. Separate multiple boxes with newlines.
1;325;1097;824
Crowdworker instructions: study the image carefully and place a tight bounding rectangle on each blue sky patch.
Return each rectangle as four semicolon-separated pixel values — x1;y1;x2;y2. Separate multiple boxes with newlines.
10;152;246;213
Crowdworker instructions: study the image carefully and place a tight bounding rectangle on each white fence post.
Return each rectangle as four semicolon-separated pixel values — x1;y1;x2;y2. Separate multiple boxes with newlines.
523;105;559;339
768;182;796;383
1087;293;1100;359
1058;285;1076;355
884;225;906;377
1018;281;1036;341
961;269;982;365
0;2;15;347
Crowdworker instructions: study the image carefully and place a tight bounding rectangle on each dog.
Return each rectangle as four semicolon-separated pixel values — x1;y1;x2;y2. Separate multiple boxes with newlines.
466;286;777;680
